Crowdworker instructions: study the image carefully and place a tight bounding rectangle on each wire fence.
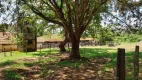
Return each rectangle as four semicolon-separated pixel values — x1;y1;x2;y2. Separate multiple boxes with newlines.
0;40;120;57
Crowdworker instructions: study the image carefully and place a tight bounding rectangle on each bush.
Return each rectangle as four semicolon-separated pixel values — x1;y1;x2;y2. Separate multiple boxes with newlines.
115;34;142;42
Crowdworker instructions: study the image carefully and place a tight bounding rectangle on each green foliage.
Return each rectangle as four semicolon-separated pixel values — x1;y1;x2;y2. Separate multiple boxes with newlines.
16;33;23;44
82;14;102;39
86;23;142;43
36;20;48;37
115;33;142;42
99;27;115;44
0;23;9;32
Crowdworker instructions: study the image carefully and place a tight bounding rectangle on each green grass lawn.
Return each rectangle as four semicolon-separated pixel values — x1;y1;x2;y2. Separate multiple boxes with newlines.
0;48;59;62
0;47;142;80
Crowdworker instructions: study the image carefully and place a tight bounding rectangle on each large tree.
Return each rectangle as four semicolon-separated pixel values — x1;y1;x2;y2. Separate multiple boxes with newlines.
1;0;141;59
19;0;108;59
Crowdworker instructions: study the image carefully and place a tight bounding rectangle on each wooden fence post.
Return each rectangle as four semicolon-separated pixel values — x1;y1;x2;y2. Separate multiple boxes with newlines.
10;47;12;57
117;48;125;80
4;48;6;57
50;44;51;53
40;45;41;54
68;42;70;51
53;42;55;48
134;45;139;80
26;47;27;54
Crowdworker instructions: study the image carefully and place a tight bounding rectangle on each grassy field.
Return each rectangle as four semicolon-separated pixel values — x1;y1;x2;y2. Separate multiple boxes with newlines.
0;44;142;80
0;48;59;62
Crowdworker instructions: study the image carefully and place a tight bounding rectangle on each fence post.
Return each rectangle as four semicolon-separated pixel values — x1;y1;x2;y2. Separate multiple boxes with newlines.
40;45;41;54
68;42;70;51
26;47;28;54
117;48;125;80
134;45;139;80
53;42;55;48
4;48;6;57
10;47;12;57
50;44;51;53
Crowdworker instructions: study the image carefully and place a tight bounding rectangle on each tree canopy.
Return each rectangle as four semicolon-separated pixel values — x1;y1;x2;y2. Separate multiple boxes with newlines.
1;0;142;59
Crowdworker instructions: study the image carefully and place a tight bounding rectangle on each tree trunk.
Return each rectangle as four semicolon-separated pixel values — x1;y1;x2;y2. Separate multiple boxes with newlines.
59;30;69;52
59;37;69;52
69;37;81;59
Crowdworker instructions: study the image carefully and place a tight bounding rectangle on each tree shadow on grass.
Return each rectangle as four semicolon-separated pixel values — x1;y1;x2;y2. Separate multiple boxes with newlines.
0;60;17;67
1;48;142;80
2;69;23;80
80;48;117;67
1;61;41;80
40;48;142;80
40;48;118;79
33;49;59;57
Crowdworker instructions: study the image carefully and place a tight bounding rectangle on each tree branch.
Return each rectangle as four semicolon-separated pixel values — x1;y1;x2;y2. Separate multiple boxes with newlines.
29;5;63;26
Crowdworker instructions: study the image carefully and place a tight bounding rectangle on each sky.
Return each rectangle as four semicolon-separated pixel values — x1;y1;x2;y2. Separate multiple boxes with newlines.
0;12;12;24
0;0;16;24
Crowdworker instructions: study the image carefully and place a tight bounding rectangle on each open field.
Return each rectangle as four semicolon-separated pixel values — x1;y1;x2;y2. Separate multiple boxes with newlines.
0;43;142;80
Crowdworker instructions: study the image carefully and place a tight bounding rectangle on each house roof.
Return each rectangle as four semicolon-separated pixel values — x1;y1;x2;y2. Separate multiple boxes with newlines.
37;37;63;43
0;32;14;44
0;32;94;44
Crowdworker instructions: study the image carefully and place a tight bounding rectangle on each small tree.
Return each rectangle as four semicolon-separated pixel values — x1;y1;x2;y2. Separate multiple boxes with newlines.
17;14;37;52
99;27;114;45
